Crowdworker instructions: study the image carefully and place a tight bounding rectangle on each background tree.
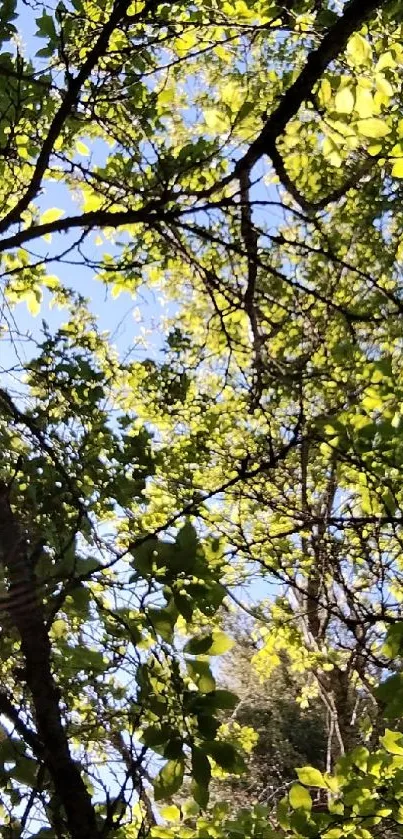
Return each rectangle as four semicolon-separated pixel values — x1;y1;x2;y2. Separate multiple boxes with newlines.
210;618;328;810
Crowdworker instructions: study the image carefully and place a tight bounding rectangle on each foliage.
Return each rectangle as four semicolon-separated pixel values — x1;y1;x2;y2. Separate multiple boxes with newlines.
0;0;403;838
207;620;329;810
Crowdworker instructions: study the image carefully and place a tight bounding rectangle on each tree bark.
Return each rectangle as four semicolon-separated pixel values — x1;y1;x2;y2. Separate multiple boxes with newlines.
0;483;101;839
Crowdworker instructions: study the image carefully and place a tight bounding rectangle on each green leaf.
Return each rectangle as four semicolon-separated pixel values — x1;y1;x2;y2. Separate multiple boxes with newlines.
296;767;327;788
383;624;403;657
191;746;211;788
24;291;41;317
142;724;173;749
209;689;238;709
163;738;184;760
289;783;312;811
153;759;184;800
276;798;290;830
192;779;209;809
334;87;354;114
184;633;215;655
346;33;371;66
40;208;64;224
203;741;243;772
131;538;160;575
377;674;403;718
76;140;90;156
11;757;37;786
160;804;180;822
350;746;369;771
380;729;403;755
392;159;403;178
184;631;233;656
36;10;56;40
176;520;198;554
356;118;391;138
147;607;176;642
197;714;220;739
173;592;194;621
186;659;216;693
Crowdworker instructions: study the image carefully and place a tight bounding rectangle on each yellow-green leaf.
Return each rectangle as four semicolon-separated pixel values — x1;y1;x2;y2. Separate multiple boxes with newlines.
368;143;382;156
356;118;391;138
24;290;42;316
154;760;184;801
76;140;90;156
334;87;354;115
355;88;374;119
319;78;332;105
208;631;234;655
289;783;312;811
42;274;60;290
346;33;371;66
392;159;403;178
204;109;228;133
376;51;396;71
160;805;181;822
40;207;64;224
51;619;68;639
296;767;327;788
375;74;393;98
380;729;403;755
159;87;175;106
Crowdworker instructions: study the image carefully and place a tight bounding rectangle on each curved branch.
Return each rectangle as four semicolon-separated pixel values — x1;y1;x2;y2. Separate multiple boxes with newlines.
269;142;375;212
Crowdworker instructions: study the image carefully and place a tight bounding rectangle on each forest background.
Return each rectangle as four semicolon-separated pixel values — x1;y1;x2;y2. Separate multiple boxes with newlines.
1;0;403;837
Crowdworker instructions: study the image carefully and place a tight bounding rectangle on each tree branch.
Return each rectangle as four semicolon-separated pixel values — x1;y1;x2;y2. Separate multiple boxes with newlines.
0;482;100;839
0;690;44;761
269;143;375;212
235;0;389;176
0;201;176;254
0;0;162;235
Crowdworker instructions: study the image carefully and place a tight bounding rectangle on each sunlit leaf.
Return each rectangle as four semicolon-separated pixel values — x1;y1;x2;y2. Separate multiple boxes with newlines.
289;783;312;811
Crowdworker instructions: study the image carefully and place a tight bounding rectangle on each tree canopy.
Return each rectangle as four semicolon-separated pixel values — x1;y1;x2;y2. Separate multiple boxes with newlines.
1;0;403;837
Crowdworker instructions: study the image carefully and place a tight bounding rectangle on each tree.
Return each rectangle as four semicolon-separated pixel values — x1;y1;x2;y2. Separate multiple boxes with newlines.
209;618;329;810
1;0;403;837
